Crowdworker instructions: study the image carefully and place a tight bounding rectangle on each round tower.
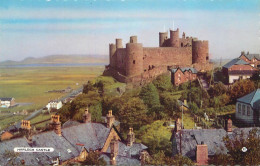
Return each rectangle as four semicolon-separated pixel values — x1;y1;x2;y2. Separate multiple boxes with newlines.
170;28;179;47
125;42;143;77
192;40;209;64
109;43;116;68
130;36;137;43
159;32;168;47
116;39;123;49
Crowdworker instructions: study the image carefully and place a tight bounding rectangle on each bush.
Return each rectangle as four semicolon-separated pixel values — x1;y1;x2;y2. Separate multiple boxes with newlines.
153;74;172;91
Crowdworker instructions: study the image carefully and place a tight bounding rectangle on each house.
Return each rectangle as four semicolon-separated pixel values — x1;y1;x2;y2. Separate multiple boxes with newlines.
0;109;148;165
222;58;258;84
235;89;260;126
0;97;15;108
170;67;198;86
46;100;62;111
239;52;260;68
170;118;260;165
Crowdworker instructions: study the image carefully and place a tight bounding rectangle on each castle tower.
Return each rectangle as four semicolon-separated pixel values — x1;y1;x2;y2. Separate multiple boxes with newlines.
109;43;116;68
130;36;137;43
50;115;62;136
116;39;123;49
159;32;168;47
170;28;179;47
125;37;143;77
192;40;209;64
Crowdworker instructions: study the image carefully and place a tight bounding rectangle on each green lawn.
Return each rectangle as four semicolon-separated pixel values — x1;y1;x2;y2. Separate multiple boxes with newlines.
0;66;104;129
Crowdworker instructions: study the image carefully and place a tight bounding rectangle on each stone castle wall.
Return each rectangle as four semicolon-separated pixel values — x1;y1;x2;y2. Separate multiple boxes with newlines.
105;28;212;84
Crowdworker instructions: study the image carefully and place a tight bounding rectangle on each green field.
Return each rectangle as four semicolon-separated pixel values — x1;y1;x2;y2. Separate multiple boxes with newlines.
0;66;104;129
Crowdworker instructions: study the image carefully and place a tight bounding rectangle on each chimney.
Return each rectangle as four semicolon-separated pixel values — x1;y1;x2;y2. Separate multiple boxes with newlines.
110;137;118;165
226;119;232;132
196;142;208;165
106;110;115;128
140;150;149;165
50;115;62;136
21;120;33;144
127;128;135;146
21;120;31;130
83;107;91;123
175;118;182;132
241;51;245;56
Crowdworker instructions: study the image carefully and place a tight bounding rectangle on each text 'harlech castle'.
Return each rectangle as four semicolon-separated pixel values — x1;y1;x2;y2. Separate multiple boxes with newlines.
103;28;213;85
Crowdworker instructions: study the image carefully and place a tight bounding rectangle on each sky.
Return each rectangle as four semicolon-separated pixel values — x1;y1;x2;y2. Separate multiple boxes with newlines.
0;0;259;61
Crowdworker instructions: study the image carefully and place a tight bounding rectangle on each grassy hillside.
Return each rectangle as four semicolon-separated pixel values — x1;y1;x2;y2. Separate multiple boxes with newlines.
0;66;104;129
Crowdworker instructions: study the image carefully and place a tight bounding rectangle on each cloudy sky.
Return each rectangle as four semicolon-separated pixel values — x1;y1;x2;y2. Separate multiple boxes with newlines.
0;0;259;61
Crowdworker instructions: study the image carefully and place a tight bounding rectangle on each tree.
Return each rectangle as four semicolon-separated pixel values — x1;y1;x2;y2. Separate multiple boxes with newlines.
209;128;260;165
229;79;255;102
83;80;95;94
80;151;106;165
139;83;161;108
118;97;149;127
153;74;172;91
208;82;227;97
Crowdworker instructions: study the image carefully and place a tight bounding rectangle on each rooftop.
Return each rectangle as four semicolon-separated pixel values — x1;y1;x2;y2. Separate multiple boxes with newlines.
171;67;198;74
237;89;260;109
222;58;249;69
241;54;260;61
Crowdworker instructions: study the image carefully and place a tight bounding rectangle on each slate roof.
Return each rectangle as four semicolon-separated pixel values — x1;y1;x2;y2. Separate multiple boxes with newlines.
241;54;260;61
0;98;14;101
32;131;79;165
62;119;80;128
100;154;140;165
171;67;198;74
0;137;39;165
174;127;260;159
102;142;147;165
0;122;147;165
61;123;111;152
237;89;260;109
222;58;249;69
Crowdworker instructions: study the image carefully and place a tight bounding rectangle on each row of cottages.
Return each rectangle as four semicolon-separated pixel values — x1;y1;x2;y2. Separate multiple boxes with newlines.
235;89;260;126
170;118;260;165
0;110;148;165
170;67;198;86
222;52;259;84
0;97;15;108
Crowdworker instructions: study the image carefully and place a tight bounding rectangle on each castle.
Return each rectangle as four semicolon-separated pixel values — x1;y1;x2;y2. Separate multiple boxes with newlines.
103;28;213;85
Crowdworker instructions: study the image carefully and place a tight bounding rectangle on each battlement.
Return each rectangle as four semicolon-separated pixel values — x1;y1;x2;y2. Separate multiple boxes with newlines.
106;27;211;85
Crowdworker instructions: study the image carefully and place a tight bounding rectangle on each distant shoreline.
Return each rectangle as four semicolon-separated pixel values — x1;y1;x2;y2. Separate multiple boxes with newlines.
0;63;107;68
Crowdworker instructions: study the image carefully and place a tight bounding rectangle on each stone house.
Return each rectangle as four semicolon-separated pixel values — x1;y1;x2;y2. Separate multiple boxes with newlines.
46;100;62;111
235;89;260;126
0;109;148;165
0;97;15;108
239;52;260;68
170;67;198;86
222;58;258;84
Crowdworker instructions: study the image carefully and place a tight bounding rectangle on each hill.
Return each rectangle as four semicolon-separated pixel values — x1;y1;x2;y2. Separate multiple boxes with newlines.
0;55;108;65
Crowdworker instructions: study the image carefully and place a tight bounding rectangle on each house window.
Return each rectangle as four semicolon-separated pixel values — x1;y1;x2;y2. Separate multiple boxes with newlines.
133;60;135;64
238;103;241;114
247;106;250;116
242;105;245;115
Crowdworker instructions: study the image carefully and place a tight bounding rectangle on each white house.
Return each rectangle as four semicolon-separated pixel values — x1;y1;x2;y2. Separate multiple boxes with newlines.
235;89;260;125
46;100;62;111
0;98;15;108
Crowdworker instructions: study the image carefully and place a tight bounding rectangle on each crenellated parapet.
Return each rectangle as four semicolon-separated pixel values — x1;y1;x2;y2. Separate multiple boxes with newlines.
105;28;212;85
